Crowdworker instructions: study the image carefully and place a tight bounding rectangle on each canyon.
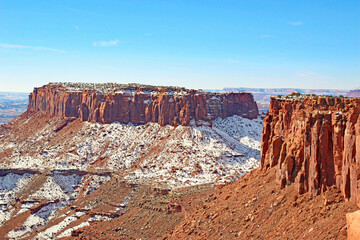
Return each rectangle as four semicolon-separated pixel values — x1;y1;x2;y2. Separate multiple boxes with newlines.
0;84;359;239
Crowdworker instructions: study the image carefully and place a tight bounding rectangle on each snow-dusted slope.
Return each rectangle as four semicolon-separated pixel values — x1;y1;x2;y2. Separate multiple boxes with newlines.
126;116;262;187
0;113;262;187
0;171;112;239
0;112;263;239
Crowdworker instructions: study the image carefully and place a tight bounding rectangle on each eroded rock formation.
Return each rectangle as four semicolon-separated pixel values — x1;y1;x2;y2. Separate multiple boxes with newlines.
28;83;258;126
261;93;360;207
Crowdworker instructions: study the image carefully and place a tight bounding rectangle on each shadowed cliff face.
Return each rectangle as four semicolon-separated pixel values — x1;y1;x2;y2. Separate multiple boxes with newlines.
261;94;360;207
27;83;258;126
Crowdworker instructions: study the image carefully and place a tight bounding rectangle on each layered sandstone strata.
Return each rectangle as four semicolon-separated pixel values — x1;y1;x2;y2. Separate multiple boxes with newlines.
27;83;258;126
261;93;360;206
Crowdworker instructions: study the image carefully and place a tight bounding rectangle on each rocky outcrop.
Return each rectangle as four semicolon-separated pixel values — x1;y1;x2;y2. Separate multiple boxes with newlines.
261;93;360;207
27;83;258;126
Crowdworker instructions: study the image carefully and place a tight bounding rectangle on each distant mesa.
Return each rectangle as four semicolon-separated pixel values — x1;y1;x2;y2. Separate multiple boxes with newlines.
346;89;360;98
28;82;259;126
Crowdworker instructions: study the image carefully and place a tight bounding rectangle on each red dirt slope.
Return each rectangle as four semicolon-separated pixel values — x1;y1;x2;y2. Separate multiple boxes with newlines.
70;168;358;239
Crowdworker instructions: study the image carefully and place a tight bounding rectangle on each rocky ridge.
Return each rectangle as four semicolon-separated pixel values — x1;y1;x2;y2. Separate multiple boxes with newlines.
28;82;258;126
261;93;360;207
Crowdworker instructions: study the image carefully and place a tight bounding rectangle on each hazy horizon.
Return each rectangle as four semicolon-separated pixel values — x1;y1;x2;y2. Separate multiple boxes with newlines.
1;0;359;92
0;85;355;94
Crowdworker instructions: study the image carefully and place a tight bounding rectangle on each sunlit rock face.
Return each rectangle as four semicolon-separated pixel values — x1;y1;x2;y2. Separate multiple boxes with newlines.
347;210;360;240
261;93;360;207
28;82;258;126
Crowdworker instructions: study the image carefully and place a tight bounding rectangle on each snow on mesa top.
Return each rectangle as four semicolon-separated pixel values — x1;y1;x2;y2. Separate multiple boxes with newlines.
47;82;189;93
28;82;258;126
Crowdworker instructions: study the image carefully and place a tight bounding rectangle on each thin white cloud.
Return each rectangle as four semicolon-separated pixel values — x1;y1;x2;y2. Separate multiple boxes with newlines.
0;43;63;52
92;39;121;47
144;33;152;37
74;25;79;30
288;21;304;26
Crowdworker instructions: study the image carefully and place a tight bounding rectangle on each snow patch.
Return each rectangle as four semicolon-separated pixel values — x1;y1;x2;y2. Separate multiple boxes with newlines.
35;215;78;239
53;173;83;194
30;177;68;200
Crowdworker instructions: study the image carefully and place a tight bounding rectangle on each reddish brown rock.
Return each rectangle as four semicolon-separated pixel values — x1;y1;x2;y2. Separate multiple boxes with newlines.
261;93;360;207
168;203;182;213
347;210;360;240
27;83;258;126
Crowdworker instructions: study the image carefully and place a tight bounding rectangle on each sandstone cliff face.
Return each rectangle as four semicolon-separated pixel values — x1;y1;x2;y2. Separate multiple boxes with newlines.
27;83;258;126
261;94;360;207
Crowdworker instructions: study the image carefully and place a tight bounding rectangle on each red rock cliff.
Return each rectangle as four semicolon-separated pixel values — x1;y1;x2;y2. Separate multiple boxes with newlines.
27;83;258;126
261;93;360;207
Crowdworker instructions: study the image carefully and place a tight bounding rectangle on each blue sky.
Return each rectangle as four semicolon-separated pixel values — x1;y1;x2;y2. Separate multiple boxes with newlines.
0;0;359;92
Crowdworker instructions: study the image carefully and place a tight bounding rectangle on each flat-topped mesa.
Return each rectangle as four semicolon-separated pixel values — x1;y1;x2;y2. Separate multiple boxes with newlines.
27;82;258;126
261;92;360;207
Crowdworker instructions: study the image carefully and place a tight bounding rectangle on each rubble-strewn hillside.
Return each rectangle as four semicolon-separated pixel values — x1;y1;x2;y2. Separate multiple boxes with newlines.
163;169;357;240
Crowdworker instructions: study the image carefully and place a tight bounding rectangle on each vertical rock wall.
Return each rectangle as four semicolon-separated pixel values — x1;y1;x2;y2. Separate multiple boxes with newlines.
27;83;258;126
261;94;360;207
